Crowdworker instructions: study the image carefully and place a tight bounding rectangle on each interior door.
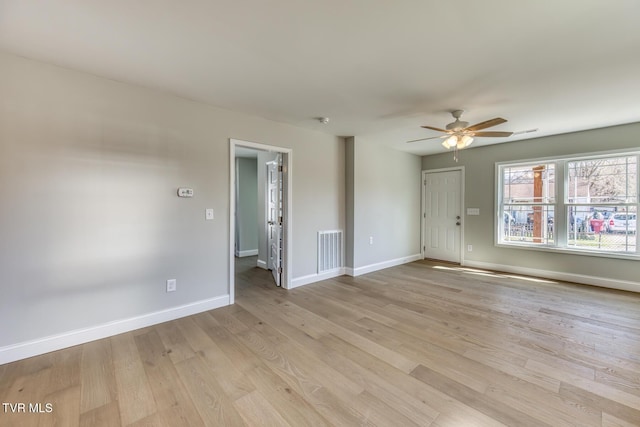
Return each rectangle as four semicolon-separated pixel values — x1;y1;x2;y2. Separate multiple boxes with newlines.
423;170;462;263
266;154;283;286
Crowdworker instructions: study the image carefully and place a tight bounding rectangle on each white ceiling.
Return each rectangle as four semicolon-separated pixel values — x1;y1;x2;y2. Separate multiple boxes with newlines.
2;1;639;155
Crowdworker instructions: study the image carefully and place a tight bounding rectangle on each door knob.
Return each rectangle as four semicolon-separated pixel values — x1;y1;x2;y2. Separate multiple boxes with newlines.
456;221;461;226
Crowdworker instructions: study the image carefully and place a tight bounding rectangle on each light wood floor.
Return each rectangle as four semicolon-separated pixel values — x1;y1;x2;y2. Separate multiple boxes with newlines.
2;258;640;426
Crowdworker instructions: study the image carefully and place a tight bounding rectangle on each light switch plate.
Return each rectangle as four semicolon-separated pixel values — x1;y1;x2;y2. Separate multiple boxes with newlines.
467;208;480;216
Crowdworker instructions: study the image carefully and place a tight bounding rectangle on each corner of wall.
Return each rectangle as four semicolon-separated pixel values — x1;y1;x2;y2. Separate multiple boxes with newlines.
345;137;355;269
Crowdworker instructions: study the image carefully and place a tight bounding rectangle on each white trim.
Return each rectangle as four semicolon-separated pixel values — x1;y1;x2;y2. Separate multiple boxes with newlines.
421;167;465;264
463;260;640;293
291;253;423;286
257;259;268;269
290;268;346;289
230;139;293;301
0;295;229;365
347;254;422;277
282;151;293;289
237;249;258;257
494;241;640;260
494;147;640;169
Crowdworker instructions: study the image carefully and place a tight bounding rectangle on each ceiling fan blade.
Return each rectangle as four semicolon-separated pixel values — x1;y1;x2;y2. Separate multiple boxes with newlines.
406;135;445;143
420;125;448;132
466;118;507;132
473;131;513;138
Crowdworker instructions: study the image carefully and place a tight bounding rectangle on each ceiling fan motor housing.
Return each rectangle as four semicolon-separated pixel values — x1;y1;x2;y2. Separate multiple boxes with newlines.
446;110;468;131
446;119;469;131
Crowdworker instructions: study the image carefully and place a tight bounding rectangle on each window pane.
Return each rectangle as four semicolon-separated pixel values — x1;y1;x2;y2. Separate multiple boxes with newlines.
501;205;555;245
567;206;636;252
567;156;637;204
502;163;555;203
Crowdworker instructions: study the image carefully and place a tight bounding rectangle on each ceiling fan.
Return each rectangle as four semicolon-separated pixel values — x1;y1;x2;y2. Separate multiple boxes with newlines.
407;110;515;151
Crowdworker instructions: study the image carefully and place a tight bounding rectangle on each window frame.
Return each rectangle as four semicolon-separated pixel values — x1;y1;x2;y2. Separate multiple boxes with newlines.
495;149;640;259
499;160;557;247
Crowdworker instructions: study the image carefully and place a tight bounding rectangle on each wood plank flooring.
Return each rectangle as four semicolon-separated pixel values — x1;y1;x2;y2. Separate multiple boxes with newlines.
2;257;640;426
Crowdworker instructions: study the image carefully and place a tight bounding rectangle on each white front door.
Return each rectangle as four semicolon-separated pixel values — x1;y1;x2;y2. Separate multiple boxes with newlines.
266;154;283;286
423;170;462;263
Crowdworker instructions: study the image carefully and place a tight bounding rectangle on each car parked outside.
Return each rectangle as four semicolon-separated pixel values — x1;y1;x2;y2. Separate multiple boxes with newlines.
608;213;637;234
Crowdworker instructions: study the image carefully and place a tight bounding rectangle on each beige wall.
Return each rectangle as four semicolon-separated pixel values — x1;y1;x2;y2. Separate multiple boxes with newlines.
349;138;422;269
345;137;355;268
422;122;640;288
0;52;345;348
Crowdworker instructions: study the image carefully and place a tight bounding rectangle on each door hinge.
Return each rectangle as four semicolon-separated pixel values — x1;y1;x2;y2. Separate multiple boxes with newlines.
279;216;283;223
278;165;283;172
278;267;283;274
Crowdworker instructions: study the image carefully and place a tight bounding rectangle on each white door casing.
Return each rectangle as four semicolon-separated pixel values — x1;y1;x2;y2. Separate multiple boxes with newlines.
422;169;463;263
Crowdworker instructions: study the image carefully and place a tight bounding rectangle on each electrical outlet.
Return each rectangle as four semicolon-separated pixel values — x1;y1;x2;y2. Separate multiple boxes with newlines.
166;279;177;292
369;236;374;245
205;209;214;220
467;245;473;252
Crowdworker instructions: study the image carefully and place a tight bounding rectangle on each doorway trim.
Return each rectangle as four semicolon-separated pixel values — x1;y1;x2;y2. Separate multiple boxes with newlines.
229;139;293;304
421;166;465;264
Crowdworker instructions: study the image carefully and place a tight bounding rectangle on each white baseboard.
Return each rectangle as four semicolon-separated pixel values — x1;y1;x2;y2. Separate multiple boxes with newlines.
289;268;346;289
347;253;422;277
237;249;258;257
0;295;230;365
463;260;640;293
257;259;268;269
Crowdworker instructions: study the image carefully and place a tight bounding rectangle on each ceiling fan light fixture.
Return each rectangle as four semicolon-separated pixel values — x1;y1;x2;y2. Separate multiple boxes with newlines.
443;135;458;149
461;135;474;148
408;110;526;161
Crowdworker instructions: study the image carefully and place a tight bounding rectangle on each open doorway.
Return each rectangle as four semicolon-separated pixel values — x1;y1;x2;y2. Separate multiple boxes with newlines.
229;139;292;304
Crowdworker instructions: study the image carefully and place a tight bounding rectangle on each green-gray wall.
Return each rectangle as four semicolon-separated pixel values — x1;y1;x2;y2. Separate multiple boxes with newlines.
235;157;258;255
421;122;640;289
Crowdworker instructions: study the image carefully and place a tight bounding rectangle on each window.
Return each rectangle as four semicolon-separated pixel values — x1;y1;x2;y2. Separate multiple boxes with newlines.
501;162;555;245
497;152;639;257
567;156;637;252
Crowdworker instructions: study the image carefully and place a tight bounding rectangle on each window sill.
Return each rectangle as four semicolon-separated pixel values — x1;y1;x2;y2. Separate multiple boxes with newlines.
495;242;640;261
